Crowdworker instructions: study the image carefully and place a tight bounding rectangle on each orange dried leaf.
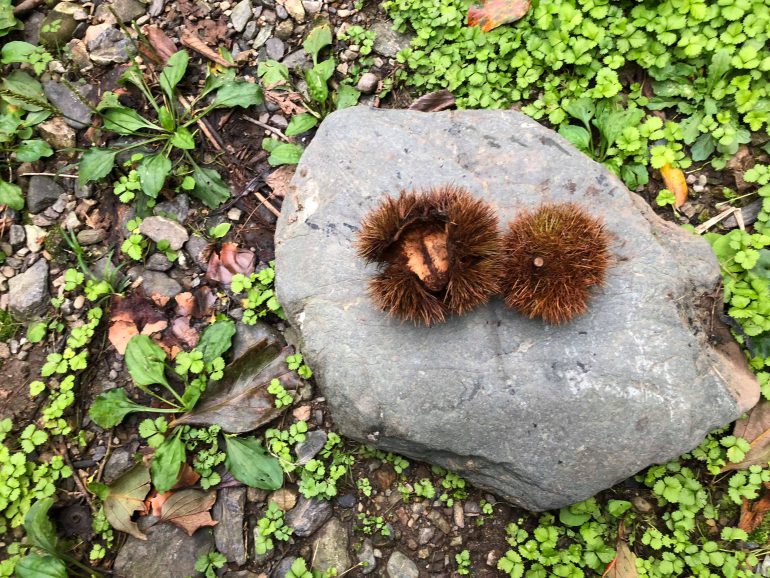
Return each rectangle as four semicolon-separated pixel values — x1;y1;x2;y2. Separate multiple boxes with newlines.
603;539;638;578
158;489;218;536
108;318;138;355
660;164;688;208
180;31;235;68
739;488;770;534
467;0;530;32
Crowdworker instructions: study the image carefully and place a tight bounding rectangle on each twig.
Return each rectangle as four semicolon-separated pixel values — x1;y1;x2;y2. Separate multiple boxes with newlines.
256;190;281;218
178;94;224;152
57;439;95;511
95;435;113;484
20;172;79;179
694;207;739;234
243;115;289;141
13;0;45;15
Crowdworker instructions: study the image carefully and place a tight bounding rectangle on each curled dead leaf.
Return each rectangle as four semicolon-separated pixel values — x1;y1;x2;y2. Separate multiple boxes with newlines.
467;0;530;32
157;489;218;536
207;242;256;285
739;484;770;534
96;465;151;541
409;90;456;112
660;164;688;208
722;399;770;472
603;539;638;578
143;25;177;64
180;31;234;68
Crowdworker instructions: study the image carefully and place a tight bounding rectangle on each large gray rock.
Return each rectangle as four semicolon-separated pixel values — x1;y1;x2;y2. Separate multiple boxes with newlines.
311;518;351;575
274;107;760;511
8;258;49;321
213;487;247;565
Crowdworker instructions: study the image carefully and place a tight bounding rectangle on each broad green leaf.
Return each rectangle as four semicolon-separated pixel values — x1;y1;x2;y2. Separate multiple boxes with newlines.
169;126;195;150
197;319;236;365
305;67;329;105
225;435;283;489
0;179;24;210
558;125;590;151
24;498;59;553
268;143;304;167
563;98;595;126
335;84;360;110
0;40;37;62
210;81;264;109
707;49;731;91
103;107;161;135
89;388;153;428
151;432;186;493
262;137;281;153
26;322;47;343
191;164;230;208
209;222;231;238
257;60;290;88
172;342;299;433
91;464;152;540
158;105;175;131
285;113;318;137
303;23;332;64
2;70;48;111
690;133;715;162
313;58;335;82
619;163;648;190
125;334;170;388
137;153;172;198
78;147;117;185
14;554;67;578
159;50;189;100
15;139;53;161
558;506;591;527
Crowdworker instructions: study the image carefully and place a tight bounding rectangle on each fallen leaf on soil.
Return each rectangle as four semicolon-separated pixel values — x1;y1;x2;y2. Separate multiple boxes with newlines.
265;165;295;198
157;489;218;536
722;399;770;471
739;484;770;533
143;25;177;64
603;539;638;578
207;242;256;285
660;164;688;208
180;31;234;68
108;293;172;353
108;315;139;355
265;90;307;116
193;286;217;318
175;292;196;317
93;465;151;541
141;319;169;336
172;316;199;349
727;145;755;192
147;490;171;517
467;0;530;32
170;341;299;433
408;89;456;112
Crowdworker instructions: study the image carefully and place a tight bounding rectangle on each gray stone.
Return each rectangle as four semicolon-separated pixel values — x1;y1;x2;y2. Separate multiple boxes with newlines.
252;25;274;49
231;0;253;31
274;107;760;511
27;176;63;214
232;321;284;361
274;19;293;40
38;117;77;150
87;26;133;64
311;518;351;575
295;430;327;465
8;258;49;321
113;523;214;578
371;21;411;58
185;235;211;271
149;0;167;16
90;255;124;286
285;496;332;537
357;538;377;574
224;572;261;578
275;4;288;19
386;551;419;578
356;72;379;94
76;229;107;246
271;557;298;578
301;0;321;14
102;445;136;484
266;37;286;60
146;253;174;271
213;487;247;565
417;527;434;545
281;49;311;71
111;0;147;22
43;81;94;129
128;267;182;301
154;194;190;223
9;225;25;248
139;216;189;250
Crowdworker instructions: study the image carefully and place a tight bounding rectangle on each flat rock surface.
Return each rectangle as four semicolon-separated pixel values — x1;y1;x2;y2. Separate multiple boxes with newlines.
275;107;759;510
8;258;49;321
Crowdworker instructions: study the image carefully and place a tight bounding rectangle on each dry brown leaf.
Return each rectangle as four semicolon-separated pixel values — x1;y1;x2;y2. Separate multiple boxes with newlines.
265;89;307;116
739;484;770;533
147;490;171;517
158;489;218;536
408;89;456;112
727;146;755;192
108;317;138;355
265;165;296;198
660;164;688;208
143;25;177;64
206;242;256;285
175;292;196;317
193;286;217;318
603;539;638;578
141;319;168;336
172;316;199;349
467;0;530;32
722;399;770;471
101;465;152;541
180;31;234;67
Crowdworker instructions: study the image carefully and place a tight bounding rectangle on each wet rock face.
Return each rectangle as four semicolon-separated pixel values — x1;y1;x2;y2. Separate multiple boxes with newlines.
275;107;759;511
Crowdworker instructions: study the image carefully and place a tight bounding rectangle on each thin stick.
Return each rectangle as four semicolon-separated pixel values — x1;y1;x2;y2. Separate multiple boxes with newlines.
20;172;79;179
256;190;281;218
243;115;289;141
95;435;113;483
695;207;738;234
178;94;224;151
57;439;95;510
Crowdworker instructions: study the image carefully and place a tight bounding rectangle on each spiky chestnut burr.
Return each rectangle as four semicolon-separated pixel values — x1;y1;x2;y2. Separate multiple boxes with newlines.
500;202;610;324
357;186;503;325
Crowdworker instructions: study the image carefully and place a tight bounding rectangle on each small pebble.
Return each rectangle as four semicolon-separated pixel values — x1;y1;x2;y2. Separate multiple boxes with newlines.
73;295;86;310
227;207;243;221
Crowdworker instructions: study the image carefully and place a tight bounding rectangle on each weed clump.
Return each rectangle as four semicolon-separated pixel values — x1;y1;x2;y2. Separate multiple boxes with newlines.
500;202;610;324
357;186;502;325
